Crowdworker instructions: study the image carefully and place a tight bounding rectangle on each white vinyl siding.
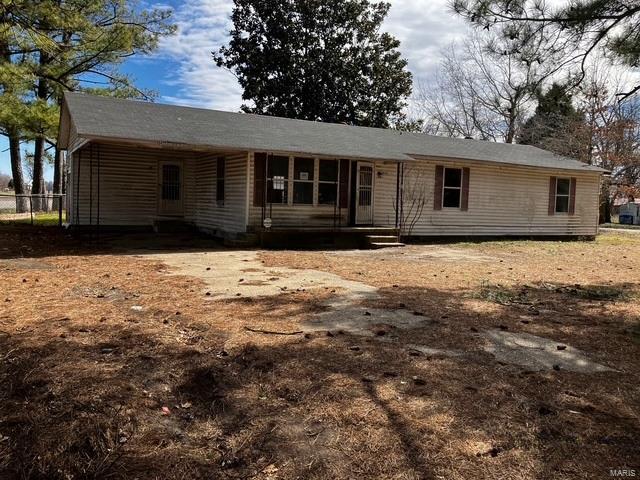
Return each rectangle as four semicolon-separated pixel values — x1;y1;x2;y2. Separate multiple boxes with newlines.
189;152;247;234
69;143;166;226
372;162;399;228
67;142;600;238
68;143;247;234
398;160;600;236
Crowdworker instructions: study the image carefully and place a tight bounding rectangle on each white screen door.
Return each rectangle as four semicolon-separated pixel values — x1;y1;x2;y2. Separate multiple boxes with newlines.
356;162;374;225
158;161;183;216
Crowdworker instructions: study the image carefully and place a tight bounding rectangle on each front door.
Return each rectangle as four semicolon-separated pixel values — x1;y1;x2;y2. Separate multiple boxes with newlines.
158;161;183;216
355;162;374;225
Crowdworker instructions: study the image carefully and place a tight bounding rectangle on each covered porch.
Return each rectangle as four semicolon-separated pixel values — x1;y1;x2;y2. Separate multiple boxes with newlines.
66;140;249;235
247;153;405;236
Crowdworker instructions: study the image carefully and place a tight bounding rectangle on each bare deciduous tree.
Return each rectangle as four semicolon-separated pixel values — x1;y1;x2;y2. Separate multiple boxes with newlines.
394;164;428;237
573;66;640;223
415;32;564;143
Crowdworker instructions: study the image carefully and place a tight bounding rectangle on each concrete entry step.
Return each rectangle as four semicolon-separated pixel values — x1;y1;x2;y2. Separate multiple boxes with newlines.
367;235;400;243
369;242;405;249
365;234;405;249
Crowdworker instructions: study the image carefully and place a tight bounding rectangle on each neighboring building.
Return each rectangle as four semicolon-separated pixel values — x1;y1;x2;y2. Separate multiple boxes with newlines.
58;93;606;245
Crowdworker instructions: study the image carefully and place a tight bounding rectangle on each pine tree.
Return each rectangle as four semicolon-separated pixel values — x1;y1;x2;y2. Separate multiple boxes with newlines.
518;83;586;158
452;0;640;100
0;0;175;197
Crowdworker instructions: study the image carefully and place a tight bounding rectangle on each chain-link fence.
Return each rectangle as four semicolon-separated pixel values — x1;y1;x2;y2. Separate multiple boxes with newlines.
0;194;66;226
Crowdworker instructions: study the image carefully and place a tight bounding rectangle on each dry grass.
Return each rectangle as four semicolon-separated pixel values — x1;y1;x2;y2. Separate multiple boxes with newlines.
0;227;639;479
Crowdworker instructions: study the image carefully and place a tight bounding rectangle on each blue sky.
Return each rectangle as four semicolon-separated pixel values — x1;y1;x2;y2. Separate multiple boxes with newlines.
0;0;468;181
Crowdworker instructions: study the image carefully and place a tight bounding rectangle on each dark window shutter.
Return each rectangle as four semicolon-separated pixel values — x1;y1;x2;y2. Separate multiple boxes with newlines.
548;176;557;215
216;157;225;204
569;177;577;215
434;165;444;210
253;153;266;207
339;159;349;208
461;167;470;211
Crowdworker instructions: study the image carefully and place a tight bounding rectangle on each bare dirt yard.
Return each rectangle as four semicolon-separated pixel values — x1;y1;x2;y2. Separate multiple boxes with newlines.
0;227;638;479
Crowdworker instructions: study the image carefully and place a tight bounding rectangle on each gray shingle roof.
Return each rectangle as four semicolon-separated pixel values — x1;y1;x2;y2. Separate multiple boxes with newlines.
61;92;605;173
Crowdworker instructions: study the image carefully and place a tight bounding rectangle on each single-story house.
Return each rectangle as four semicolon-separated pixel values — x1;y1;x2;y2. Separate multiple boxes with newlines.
58;93;606;246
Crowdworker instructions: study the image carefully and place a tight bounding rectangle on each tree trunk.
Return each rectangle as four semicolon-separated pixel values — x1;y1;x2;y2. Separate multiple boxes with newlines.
8;130;28;213
31;51;50;210
31;136;45;210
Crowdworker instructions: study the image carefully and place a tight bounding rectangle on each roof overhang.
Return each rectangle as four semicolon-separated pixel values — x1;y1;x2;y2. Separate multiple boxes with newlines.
407;153;608;174
67;133;410;163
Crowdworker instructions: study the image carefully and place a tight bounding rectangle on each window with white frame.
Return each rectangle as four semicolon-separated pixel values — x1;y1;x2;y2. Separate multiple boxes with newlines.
555;178;570;213
318;159;339;205
293;157;314;204
267;155;289;204
442;167;462;208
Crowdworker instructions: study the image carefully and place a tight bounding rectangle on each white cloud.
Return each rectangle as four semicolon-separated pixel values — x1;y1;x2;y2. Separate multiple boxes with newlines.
154;0;469;111
155;0;243;110
385;0;469;80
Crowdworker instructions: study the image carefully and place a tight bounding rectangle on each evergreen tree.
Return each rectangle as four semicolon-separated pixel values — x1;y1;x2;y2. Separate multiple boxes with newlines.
518;83;585;158
452;0;640;99
214;0;413;128
0;0;175;197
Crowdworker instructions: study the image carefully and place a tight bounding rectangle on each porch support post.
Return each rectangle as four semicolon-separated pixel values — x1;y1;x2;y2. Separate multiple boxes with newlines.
263;154;269;227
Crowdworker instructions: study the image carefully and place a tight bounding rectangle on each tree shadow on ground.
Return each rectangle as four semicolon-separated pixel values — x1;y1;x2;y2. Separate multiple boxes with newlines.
0;227;240;260
1;278;639;479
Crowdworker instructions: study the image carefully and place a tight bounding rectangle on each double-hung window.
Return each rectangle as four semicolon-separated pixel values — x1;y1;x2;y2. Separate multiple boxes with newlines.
293;157;314;204
555;178;570;213
442;167;463;208
267;155;289;204
318;160;339;205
